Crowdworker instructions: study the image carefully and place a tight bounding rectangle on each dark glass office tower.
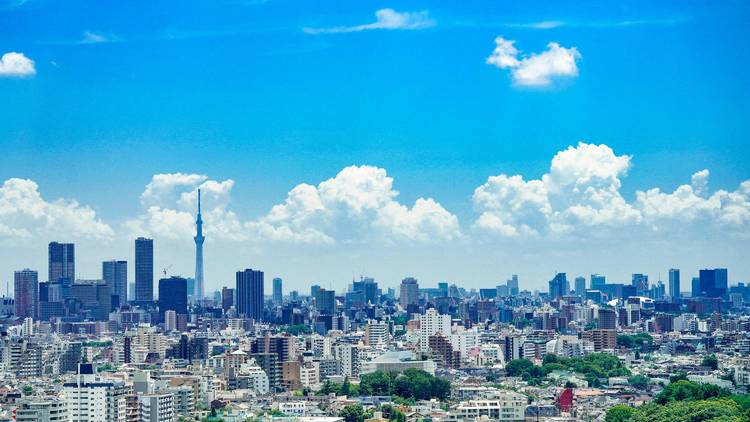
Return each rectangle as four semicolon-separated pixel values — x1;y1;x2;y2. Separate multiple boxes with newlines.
158;276;188;319
135;237;154;302
102;260;127;307
48;242;74;283
236;268;264;320
668;268;680;302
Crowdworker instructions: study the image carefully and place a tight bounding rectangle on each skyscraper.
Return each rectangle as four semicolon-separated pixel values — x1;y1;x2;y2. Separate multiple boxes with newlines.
316;288;336;315
194;189;205;303
668;268;680;302
508;275;519;296
135;237;154;303
14;269;38;319
158;276;188;320
699;268;728;299
273;277;283;305
221;287;234;312
591;274;606;290
548;273;568;299
236;268;264;320
48;242;74;283
632;273;649;294
574;276;586;296
102;260;127;307
400;277;419;309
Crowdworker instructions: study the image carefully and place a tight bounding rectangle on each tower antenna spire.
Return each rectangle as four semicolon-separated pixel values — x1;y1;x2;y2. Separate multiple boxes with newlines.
198;188;202;214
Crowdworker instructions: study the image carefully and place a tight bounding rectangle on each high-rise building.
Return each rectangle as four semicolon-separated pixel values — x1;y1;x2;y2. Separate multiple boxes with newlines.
598;308;617;330
353;277;379;305
48;242;74;283
632;273;649;294
135;237;154;303
508;275;519;296
273;277;283;306
310;285;320;299
548;273;568;299
194;189;205;302
158;276;187;320
591;274;606;290
400;277;419;309
574;276;586;296
14;269;38;319
699;268;728;299
315;288;336;315
102;260;127;307
668;268;680;302
419;308;451;352
236;268;264;320
221;287;234;312
692;277;701;297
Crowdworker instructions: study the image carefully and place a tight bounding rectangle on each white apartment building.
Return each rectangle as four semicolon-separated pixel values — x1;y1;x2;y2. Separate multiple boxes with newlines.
139;393;175;422
419;309;451;352
365;320;389;349
334;344;360;378
453;392;527;422
64;364;127;422
14;396;68;422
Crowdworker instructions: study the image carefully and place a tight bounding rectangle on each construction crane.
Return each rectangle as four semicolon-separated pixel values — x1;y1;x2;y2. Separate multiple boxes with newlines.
162;264;173;278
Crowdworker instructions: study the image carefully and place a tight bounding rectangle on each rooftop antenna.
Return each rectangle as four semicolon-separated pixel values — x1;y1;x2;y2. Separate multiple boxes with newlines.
162;264;173;278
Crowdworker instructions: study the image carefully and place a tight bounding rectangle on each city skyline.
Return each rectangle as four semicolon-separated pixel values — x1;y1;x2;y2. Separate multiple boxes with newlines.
1;0;749;291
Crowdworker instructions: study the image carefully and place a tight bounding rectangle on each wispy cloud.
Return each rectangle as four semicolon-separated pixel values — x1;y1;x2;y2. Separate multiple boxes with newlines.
80;30;119;44
486;36;581;87
500;17;685;30
304;8;435;35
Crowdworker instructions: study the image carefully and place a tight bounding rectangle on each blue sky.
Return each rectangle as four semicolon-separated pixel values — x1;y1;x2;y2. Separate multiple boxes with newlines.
1;0;749;293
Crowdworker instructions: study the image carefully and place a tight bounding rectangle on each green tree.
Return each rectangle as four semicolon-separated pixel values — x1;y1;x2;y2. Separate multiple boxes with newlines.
703;354;719;370
628;375;649;390
21;385;33;396
605;405;635;422
360;371;396;396
339;405;367;422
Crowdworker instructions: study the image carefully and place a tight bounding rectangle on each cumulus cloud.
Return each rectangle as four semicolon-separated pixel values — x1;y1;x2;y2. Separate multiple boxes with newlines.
486;36;581;87
0;52;36;78
636;170;750;236
129;166;460;245
127;173;243;241
250;166;460;243
0;178;113;241
473;143;750;239
304;8;434;34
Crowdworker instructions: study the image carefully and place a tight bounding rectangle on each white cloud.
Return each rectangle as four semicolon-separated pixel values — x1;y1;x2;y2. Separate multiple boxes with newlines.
0;178;113;241
128;167;459;245
636;170;750;236
252;165;460;244
304;8;435;34
486;37;581;87
473;143;750;240
0;52;36;78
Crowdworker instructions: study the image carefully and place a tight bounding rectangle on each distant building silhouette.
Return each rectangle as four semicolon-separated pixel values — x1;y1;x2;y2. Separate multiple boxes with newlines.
102;260;127;307
135;237;154;303
400;277;419;309
14;269;38;319
48;242;74;283
159;276;188;320
236;269;264;320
